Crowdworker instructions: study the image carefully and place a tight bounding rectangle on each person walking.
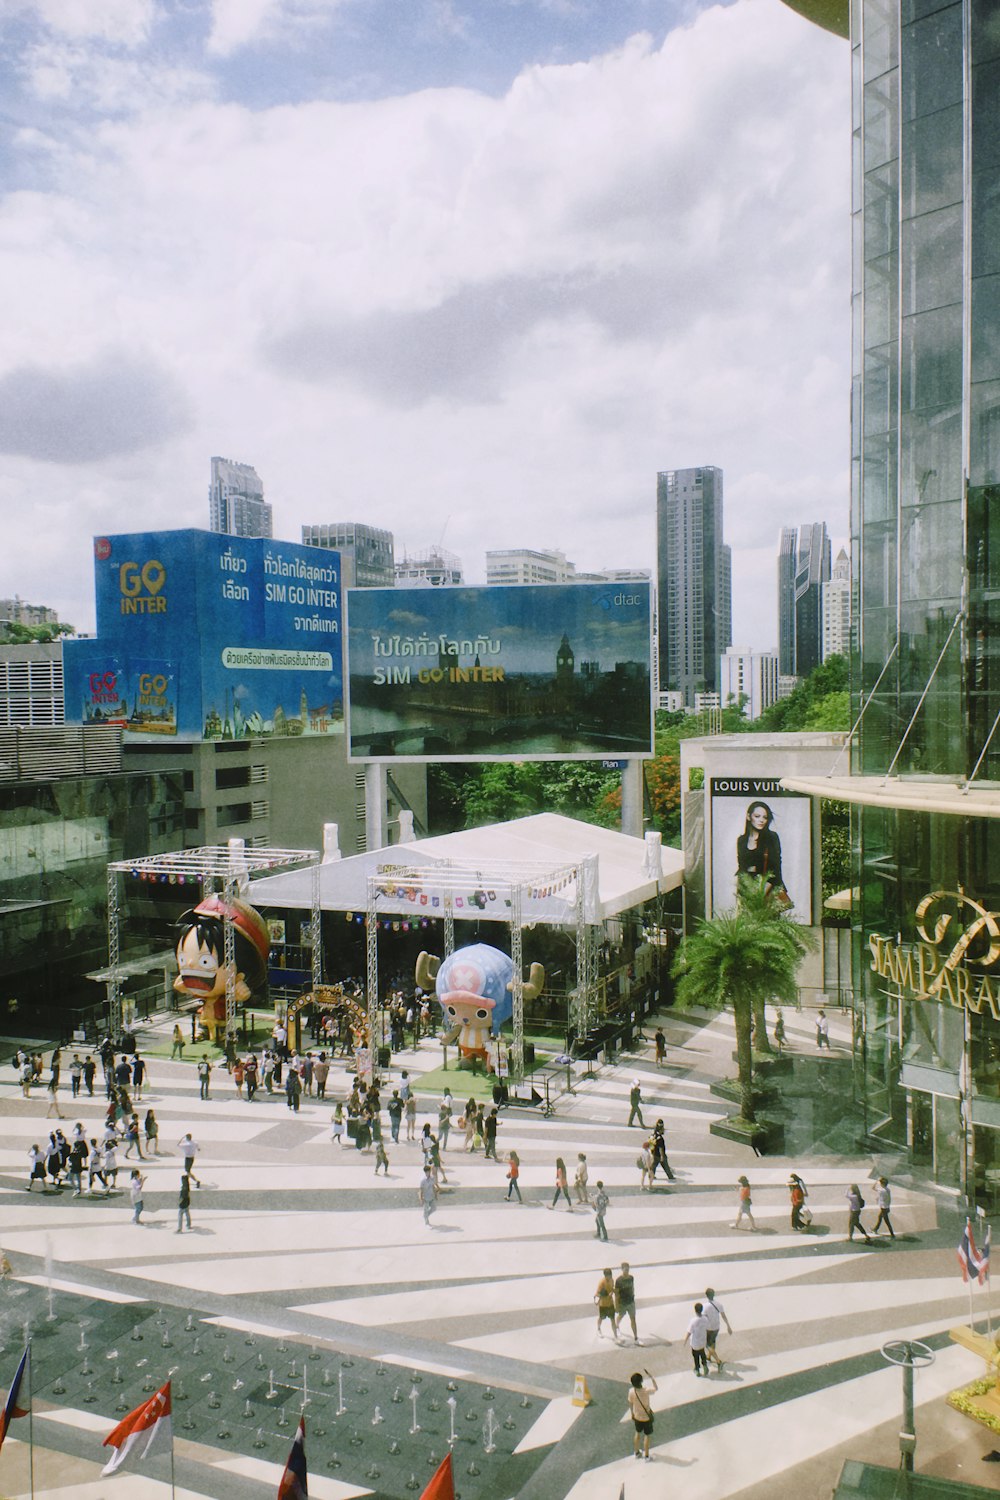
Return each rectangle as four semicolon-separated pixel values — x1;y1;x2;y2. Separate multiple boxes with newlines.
627;1079;645;1128
103;1139;119;1190
232;1057;245;1098
176;1173;192;1233
387;1091;403;1143
69;1054;83;1097
505;1151;522;1202
129;1168;146;1225
170;1023;185;1060
816;1009;831;1049
131;1053;147;1099
654;1027;666;1068
124;1114;144;1159
405;1091;418;1142
637;1140;653;1192
484;1107;500;1160
788;1173;808;1231
87;1139;108;1195
144;1109;159;1155
650;1120;676;1182
627;1370;658;1461
177;1133;201;1187
595;1267;617;1338
574;1153;590;1204
593;1180;610;1242
731;1175;756;1231
615;1263;639;1342
418;1164;438;1226
197;1055;212;1099
26;1144;47;1192
313;1053;329;1100
331;1102;345;1146
285;1066;301;1113
548;1157;573;1211
703;1288;733;1371
374;1138;390;1175
438;1092;453;1150
462;1098;477;1152
846;1183;872;1243
244;1054;258;1101
67;1134;87;1195
873;1176;896;1238
774;1009;786;1054
684;1302;710;1376
45;1074;64;1119
82;1055;97;1096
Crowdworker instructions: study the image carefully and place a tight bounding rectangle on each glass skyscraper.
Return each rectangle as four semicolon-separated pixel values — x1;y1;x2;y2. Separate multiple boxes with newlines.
786;0;1000;1197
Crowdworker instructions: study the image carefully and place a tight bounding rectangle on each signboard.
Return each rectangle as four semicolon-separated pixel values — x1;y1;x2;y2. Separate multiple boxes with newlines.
345;582;653;761
64;531;343;742
710;776;812;923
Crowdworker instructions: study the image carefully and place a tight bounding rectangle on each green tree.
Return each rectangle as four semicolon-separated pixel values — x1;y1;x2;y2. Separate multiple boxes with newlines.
0;620;74;644
755;655;849;733
672;881;808;1123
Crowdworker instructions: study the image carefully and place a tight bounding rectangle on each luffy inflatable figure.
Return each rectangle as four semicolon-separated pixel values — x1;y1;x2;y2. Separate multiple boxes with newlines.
174;895;269;1042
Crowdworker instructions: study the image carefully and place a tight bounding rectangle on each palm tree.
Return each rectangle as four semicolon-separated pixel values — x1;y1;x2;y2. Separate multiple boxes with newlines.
735;876;815;1055
673;886;808;1124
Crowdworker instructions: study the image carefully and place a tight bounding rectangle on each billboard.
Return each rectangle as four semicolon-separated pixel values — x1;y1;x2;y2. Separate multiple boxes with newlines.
710;777;813;923
64;531;342;743
345;582;653;761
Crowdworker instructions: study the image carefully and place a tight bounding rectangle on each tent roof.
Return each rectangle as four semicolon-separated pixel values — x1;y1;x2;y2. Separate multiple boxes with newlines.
251;813;683;925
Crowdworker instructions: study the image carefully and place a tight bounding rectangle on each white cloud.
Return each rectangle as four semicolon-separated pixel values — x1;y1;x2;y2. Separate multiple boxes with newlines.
6;0;156;47
0;0;851;648
206;0;346;57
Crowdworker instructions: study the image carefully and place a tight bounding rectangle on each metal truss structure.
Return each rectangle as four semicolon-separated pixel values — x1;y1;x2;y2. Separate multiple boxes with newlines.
105;844;319;1038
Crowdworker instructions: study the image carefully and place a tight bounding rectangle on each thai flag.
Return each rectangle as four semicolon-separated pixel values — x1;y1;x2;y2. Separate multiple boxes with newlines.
420;1451;455;1500
0;1347;29;1455
278;1416;308;1499
958;1221;989;1285
101;1380;172;1475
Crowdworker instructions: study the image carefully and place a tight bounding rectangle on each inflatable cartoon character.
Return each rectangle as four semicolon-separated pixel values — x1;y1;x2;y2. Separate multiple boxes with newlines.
415;943;545;1062
174;895;269;1042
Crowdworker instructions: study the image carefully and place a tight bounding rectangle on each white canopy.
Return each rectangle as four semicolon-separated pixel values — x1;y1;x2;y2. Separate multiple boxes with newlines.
251;812;683;926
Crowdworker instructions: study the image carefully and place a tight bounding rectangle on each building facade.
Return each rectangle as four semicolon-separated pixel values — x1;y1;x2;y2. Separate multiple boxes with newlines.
0;598;60;628
784;0;1000;1201
0;644;64;726
777;522;832;680
720;646;780;721
208;457;273;539
656;466;731;707
778;528;798;677
485;548;577;586
302;522;395;588
822;547;851;661
395;547;464;587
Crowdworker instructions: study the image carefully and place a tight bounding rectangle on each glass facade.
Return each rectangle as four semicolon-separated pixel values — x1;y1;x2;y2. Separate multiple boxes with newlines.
852;0;1000;1198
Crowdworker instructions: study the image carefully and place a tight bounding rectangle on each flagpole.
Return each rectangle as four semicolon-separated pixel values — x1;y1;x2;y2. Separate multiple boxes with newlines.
27;1341;34;1500
968;1222;977;1332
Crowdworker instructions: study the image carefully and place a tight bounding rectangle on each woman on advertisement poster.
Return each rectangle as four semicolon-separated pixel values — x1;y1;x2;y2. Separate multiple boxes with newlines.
736;802;792;908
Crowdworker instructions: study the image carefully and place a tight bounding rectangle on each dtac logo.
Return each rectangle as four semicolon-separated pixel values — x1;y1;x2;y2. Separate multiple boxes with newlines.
88;671;119;704
119;559;167;615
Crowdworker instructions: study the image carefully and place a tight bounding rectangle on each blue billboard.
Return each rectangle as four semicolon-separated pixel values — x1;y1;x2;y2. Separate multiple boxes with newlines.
64;530;342;742
345;582;653;761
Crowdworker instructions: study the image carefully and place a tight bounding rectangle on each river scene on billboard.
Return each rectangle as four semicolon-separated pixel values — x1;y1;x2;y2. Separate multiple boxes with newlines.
346;582;653;761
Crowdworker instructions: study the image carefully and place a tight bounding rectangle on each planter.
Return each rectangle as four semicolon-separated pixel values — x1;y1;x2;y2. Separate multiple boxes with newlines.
710;1113;784;1155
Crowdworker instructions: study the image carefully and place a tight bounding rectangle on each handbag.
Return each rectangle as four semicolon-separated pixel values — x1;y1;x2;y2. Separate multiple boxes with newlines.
800;1206;813;1226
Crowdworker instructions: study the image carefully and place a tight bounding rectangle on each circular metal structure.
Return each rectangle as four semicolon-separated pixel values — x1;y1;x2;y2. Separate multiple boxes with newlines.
880;1339;935;1369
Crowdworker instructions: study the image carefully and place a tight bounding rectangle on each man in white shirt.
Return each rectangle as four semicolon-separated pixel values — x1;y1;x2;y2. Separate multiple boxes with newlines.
703;1287;733;1370
684;1301;710;1377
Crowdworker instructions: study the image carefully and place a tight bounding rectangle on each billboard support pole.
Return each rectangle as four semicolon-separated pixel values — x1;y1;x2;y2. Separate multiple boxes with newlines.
310;862;322;993
366;875;379;1065
106;865;122;1038
223;875;237;1042
621;761;643;838
510;884;524;1085
444;898;455;959
365;762;386;853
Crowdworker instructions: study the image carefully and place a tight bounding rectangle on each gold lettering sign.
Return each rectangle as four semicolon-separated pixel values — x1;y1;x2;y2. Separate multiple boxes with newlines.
869;890;1000;1018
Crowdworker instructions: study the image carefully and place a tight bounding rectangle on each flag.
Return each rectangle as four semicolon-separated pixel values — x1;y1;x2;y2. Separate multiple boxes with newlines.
101;1380;172;1475
278;1416;307;1500
420;1450;455;1500
0;1347;29;1454
958;1220;988;1284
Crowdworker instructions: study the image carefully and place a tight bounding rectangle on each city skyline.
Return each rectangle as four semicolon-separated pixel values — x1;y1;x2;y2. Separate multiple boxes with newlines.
0;0;849;651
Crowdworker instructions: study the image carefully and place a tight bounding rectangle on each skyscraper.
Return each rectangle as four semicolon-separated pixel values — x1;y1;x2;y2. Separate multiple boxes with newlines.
301;523;395;588
208;457;272;539
821;547;850;661
656;466;731;708
775;523;831;679
777;528;798;677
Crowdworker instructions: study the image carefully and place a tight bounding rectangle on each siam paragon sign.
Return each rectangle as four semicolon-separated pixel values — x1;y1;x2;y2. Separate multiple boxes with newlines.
869;891;1000;1017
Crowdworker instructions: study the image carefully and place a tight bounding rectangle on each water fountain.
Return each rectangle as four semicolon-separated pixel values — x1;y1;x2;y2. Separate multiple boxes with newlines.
371;1405;384;1426
111;1363;123;1385
326;1453;342;1470
130;1325;143;1341
409;1385;421;1435
277;1407;288;1428
447;1395;457;1446
483;1408;498;1454
44;1239;56;1323
503;1413;516;1430
267;1370;278;1400
207;1391;220;1409
336;1370;346;1416
243;1400;254;1419
253;1428;266;1449
185;1314;195;1332
405;1475;420;1491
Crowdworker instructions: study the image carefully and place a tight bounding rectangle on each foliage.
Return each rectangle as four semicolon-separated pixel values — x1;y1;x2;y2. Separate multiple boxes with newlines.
672;879;810;1122
756;655;849;733
820;797;852;926
427;760;620;833
0;620;74;643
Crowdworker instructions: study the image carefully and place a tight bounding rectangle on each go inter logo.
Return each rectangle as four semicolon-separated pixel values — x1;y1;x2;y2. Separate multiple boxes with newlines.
119;559;167;615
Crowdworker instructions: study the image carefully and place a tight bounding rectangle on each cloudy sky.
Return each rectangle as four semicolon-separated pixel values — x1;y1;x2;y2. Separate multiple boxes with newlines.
0;0;850;647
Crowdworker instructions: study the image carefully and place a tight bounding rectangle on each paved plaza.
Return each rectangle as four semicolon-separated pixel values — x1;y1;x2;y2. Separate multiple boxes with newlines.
1;1006;998;1499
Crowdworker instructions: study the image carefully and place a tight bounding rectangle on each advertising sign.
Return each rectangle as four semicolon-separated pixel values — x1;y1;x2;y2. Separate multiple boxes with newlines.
710;776;812;923
64;530;342;742
345;582;653;761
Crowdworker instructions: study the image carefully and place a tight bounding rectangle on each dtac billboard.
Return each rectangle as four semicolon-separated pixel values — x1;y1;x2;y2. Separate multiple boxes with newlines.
710;777;813;924
345;582;653;761
64;531;342;742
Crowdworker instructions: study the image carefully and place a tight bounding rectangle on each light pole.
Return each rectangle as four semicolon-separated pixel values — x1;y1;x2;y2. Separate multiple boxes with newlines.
880;1339;935;1496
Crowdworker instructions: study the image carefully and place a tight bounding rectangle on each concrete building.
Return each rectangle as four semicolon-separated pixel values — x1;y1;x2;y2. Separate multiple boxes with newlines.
302;522;394;588
720;646;780;722
656;465;731;707
0;643;64;726
208;457;272;539
394;546;464;587
485;548;577;586
0;597;60;628
822;547;850;661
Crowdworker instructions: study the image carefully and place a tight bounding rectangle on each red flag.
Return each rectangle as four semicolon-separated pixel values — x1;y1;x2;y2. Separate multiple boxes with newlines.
0;1347;29;1454
421;1450;455;1500
102;1380;172;1475
278;1416;308;1499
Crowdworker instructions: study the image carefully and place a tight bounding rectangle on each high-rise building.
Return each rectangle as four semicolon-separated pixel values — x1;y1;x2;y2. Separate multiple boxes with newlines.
0;598;60;628
782;0;1000;1199
777;528;798;677
821;547;850;661
208;457;272;539
656;466;731;707
776;523;831;679
395;547;464;587
720;646;779;722
302;523;394;588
